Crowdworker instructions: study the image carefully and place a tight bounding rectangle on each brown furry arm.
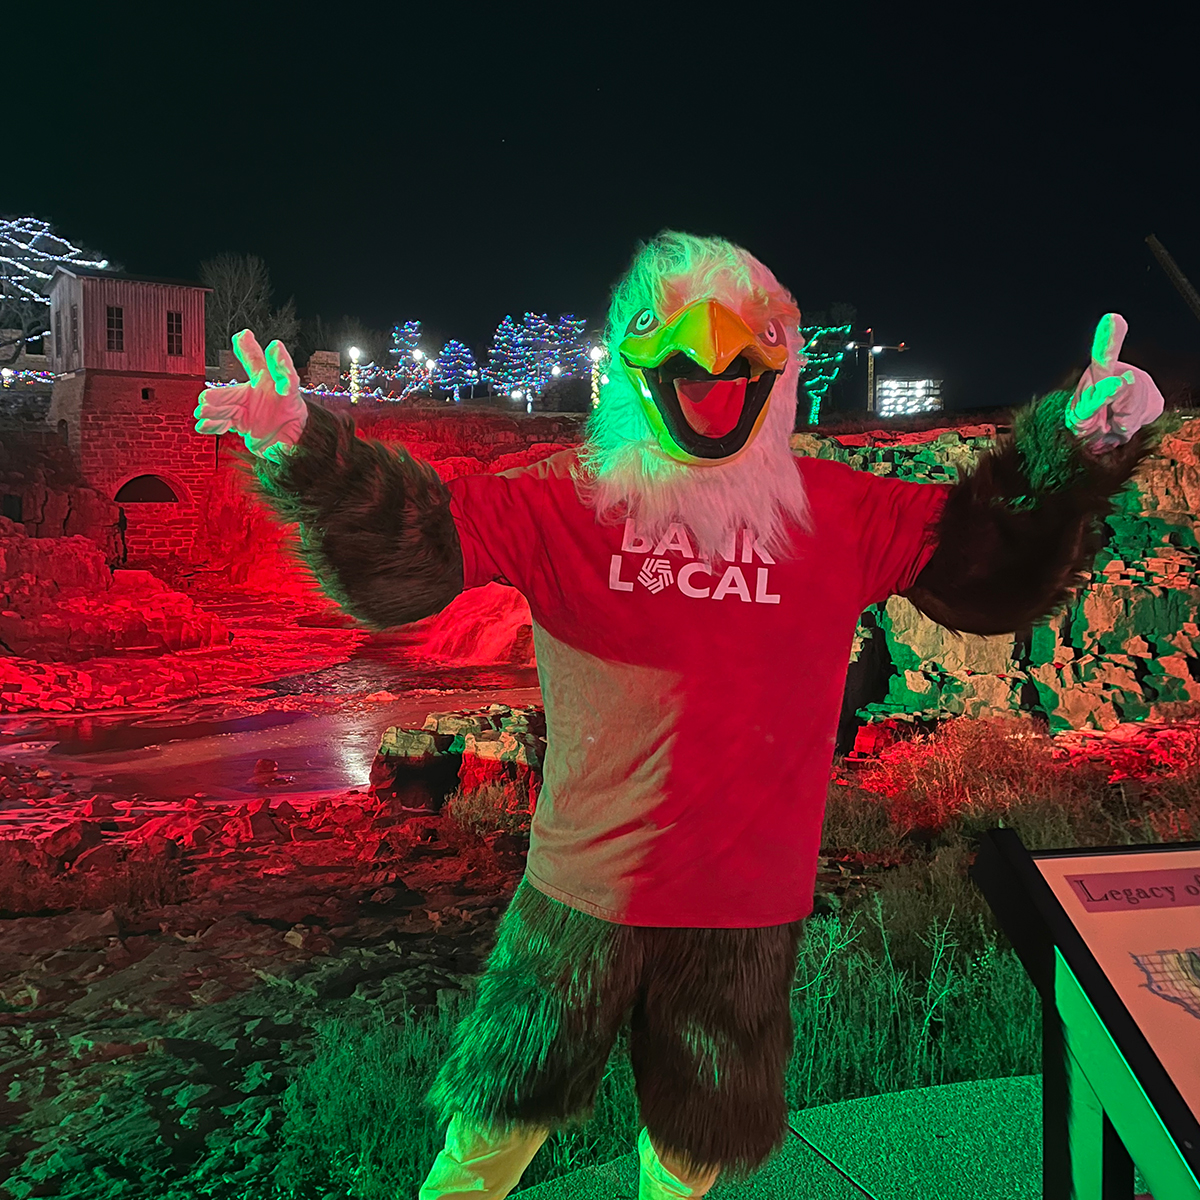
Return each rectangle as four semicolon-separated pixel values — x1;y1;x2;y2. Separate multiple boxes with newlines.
903;391;1151;635
250;400;463;630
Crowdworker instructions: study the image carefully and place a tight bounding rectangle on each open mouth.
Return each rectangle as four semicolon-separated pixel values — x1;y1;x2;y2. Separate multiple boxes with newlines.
634;352;777;460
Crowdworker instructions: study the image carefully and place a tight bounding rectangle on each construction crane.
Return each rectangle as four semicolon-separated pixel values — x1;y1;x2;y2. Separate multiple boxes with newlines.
1146;235;1200;325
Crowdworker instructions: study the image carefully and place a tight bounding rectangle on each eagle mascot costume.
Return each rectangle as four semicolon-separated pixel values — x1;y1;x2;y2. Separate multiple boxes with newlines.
195;232;1163;1200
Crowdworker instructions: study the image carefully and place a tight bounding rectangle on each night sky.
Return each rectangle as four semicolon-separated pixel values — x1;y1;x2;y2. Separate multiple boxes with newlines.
9;10;1200;410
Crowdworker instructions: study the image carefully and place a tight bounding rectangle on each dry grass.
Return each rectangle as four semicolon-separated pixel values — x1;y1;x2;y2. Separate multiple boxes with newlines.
275;716;1200;1198
853;717;1090;834
843;716;1200;848
0;853;186;916
444;782;534;839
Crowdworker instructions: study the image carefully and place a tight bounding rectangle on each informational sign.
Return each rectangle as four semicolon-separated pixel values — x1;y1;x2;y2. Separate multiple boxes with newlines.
1036;846;1200;1121
973;832;1200;1200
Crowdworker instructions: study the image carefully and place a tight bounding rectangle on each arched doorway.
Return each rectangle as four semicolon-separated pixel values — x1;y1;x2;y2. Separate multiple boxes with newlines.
115;475;179;503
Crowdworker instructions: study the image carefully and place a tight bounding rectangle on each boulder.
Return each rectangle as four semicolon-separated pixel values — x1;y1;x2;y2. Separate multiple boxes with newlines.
219;799;289;845
0;519;229;661
39;819;105;865
70;842;125;874
62;908;122;947
459;731;542;810
371;727;460;811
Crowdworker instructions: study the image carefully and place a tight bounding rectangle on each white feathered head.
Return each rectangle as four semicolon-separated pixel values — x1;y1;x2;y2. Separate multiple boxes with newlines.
578;231;810;559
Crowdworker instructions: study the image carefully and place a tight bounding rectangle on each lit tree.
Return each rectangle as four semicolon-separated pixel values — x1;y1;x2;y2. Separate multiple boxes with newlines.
799;321;855;426
434;339;480;402
520;312;559;396
485;315;527;398
0;217;109;365
388;320;428;398
553;314;590;378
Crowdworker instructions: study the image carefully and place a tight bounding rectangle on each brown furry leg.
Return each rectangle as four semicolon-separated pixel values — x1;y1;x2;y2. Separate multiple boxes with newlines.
425;877;644;1136
630;919;805;1181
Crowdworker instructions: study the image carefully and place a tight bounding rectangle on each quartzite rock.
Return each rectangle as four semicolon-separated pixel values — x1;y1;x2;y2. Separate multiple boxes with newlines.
818;418;1200;733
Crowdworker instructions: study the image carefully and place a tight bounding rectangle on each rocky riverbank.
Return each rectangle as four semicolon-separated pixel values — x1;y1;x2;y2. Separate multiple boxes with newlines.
3;703;1199;1196
0;764;527;1197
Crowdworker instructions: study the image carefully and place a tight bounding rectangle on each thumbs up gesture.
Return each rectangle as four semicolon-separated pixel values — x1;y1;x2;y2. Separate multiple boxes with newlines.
1065;314;1164;451
193;330;308;462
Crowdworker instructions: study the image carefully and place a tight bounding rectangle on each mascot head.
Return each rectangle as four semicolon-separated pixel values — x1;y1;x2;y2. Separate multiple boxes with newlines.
579;231;810;558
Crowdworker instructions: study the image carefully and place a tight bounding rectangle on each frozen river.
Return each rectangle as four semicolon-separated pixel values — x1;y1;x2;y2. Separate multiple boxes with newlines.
0;628;540;805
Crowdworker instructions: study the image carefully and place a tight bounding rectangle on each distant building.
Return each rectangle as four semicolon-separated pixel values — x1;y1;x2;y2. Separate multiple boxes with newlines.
299;350;342;389
45;267;214;559
876;376;943;418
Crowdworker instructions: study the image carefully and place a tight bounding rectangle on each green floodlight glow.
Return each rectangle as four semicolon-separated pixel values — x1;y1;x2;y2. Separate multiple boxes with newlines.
1056;950;1200;1200
800;323;854;425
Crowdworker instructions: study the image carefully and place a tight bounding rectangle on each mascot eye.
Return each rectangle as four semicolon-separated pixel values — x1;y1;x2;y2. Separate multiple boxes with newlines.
760;319;785;346
628;309;659;335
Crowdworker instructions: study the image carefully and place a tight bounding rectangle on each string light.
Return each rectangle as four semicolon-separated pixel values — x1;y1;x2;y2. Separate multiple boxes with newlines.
485;311;591;402
0;368;55;387
207;377;354;399
522;312;555;394
798;323;854;425
386;320;429;399
0;217;109;305
435;339;480;403
553;314;590;379
486;315;526;399
206;304;593;409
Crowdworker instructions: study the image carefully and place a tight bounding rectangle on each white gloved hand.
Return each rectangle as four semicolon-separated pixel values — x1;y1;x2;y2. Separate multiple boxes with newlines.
193;330;308;462
1065;313;1164;452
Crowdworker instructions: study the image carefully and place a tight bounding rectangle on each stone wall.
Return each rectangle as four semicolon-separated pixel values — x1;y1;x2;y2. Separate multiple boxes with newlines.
0;431;122;562
0;516;228;662
323;401;586;465
790;418;1200;732
48;371;215;560
299;351;341;389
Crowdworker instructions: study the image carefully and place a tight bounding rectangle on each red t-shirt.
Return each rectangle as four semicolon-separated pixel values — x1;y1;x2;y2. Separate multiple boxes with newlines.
448;450;948;928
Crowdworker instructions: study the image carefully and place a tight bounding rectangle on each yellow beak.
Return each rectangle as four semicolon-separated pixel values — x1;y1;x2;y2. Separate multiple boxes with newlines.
619;298;789;375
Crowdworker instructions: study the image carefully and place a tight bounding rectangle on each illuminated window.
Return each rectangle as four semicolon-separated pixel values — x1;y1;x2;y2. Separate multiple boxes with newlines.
106;306;124;352
166;311;183;356
877;377;943;418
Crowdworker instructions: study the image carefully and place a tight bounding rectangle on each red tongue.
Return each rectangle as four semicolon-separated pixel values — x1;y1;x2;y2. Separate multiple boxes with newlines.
674;377;747;437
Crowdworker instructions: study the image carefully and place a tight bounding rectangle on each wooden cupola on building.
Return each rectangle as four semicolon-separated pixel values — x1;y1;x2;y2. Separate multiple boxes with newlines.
46;267;217;560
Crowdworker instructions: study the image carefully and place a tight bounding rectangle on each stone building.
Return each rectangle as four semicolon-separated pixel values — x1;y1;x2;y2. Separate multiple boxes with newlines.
45;267;214;559
299;350;341;389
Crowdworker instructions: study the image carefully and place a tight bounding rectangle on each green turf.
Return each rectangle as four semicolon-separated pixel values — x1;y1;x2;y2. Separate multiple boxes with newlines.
790;1076;1041;1200
511;1133;869;1199
514;1077;1042;1199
